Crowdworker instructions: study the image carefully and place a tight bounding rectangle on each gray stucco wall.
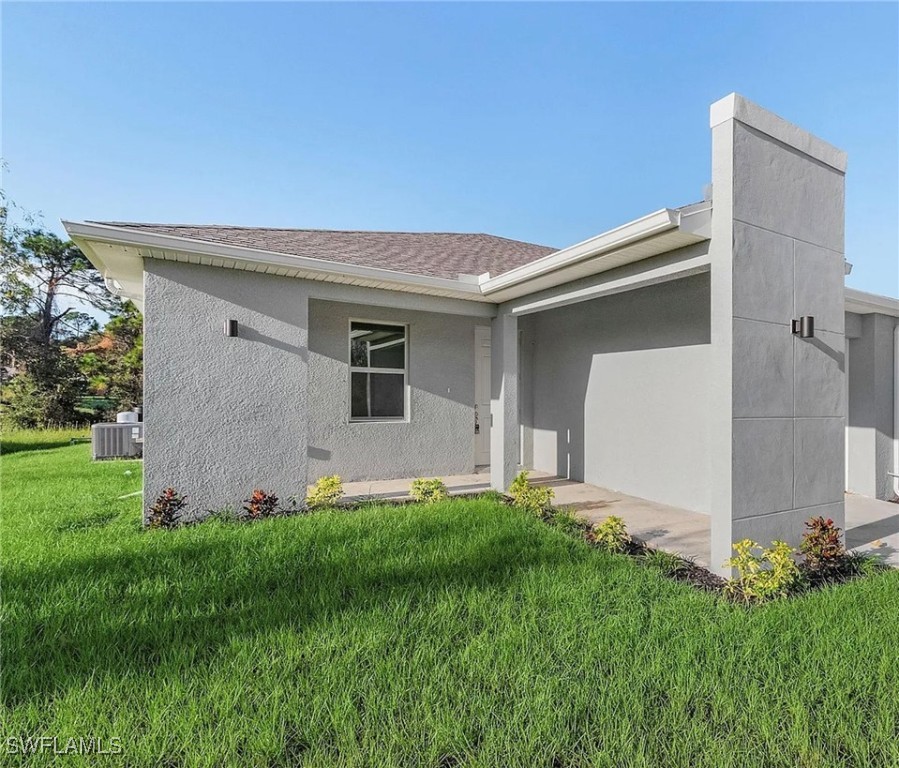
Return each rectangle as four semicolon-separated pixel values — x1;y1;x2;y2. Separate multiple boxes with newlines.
307;299;482;482
707;96;847;572
523;273;712;513
847;311;897;499
143;260;310;517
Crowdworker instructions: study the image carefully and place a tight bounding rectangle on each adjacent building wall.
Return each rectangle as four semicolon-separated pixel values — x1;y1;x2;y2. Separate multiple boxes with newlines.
308;299;482;482
143;259;311;517
847;311;898;499
523;273;712;513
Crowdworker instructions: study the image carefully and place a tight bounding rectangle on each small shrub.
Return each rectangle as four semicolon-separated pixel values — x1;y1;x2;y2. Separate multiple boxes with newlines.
642;549;691;577
550;507;586;535
479;489;505;504
410;478;449;504
724;539;800;603
592;515;631;553
306;475;343;510
508;470;554;515
242;489;280;519
801;516;846;568
146;488;187;529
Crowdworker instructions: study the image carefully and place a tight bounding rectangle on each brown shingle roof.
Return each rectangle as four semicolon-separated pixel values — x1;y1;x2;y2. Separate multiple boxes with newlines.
90;223;557;280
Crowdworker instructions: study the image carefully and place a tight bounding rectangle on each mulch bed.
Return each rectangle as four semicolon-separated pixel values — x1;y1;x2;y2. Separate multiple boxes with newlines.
531;503;891;603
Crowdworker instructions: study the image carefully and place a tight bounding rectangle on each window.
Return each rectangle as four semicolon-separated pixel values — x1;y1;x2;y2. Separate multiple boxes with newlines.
349;321;407;421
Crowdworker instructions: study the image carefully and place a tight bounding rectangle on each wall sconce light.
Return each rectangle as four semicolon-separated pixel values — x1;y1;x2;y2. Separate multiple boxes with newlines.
224;319;238;338
791;316;815;339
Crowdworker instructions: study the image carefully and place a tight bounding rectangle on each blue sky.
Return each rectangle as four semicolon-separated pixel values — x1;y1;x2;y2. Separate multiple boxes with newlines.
3;2;897;296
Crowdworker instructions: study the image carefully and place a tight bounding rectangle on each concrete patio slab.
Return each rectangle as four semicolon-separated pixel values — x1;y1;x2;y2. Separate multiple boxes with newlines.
339;470;713;565
527;474;713;565
337;473;898;569
845;493;899;566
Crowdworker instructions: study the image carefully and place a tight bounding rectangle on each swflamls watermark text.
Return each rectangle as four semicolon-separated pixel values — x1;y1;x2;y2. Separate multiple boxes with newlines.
5;736;123;755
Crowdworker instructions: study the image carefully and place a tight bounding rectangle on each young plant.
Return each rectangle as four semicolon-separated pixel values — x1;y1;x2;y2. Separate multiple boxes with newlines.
410;478;449;504
243;489;280;519
306;475;344;510
592;515;631;553
550;507;586;535
800;516;846;569
724;539;800;603
642;549;692;577
507;470;554;515
146;488;187;529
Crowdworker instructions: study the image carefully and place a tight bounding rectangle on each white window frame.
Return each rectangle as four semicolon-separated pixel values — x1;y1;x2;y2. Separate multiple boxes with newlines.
347;319;409;423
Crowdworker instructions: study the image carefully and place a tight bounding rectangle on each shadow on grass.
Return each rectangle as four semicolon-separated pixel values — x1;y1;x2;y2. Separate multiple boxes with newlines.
1;439;76;456
3;517;574;706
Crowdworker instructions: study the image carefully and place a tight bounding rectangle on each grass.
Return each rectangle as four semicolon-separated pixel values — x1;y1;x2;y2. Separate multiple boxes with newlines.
2;433;899;767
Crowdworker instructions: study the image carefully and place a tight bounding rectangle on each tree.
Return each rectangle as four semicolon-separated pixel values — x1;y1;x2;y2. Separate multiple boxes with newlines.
1;199;126;426
73;300;143;416
0;229;117;349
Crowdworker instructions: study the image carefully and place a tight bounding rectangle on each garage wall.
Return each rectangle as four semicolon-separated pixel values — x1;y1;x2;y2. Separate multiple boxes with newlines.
524;273;712;513
308;299;482;482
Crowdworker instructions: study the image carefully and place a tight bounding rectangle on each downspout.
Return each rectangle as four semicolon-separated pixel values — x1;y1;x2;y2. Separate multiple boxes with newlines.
892;323;899;500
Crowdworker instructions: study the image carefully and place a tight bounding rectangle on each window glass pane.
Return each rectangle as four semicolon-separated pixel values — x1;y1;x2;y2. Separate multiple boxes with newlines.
350;322;405;370
350;372;404;419
350;339;368;368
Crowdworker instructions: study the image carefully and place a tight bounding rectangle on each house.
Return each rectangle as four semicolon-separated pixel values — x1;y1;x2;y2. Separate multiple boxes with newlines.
63;94;899;573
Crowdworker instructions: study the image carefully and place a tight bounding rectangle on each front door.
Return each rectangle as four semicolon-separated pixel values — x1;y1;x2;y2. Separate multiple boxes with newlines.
474;326;491;466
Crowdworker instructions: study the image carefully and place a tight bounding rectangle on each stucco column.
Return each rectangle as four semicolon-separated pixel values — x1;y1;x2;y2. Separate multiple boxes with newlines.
490;311;519;492
708;94;847;574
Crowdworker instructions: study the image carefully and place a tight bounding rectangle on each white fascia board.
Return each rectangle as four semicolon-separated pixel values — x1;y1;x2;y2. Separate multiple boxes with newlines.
509;250;711;316
479;209;679;295
845;287;899;317
62;220;485;300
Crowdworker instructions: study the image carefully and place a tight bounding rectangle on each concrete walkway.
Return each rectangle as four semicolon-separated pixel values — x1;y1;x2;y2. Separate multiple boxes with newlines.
340;470;712;565
340;472;899;569
845;494;899;566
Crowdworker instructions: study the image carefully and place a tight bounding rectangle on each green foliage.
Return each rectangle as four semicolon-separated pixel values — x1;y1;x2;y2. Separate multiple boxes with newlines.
801;516;846;568
1;354;85;428
725;539;801;603
0;212;141;426
592;515;631;553
410;477;449;504
641;549;692;577
306;475;344;509
146;488;188;529
243;489;280;519
550;507;585;535
74;300;144;416
508;470;554;514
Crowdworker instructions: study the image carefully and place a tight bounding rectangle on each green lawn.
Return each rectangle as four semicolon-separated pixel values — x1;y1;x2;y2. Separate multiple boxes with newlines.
2;432;899;767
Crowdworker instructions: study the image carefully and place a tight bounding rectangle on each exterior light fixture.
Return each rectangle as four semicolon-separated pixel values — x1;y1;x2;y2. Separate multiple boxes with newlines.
791;316;815;339
224;319;238;338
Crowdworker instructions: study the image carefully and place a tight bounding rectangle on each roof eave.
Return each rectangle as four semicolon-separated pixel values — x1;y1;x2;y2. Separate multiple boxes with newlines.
479;204;712;301
62;220;487;302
